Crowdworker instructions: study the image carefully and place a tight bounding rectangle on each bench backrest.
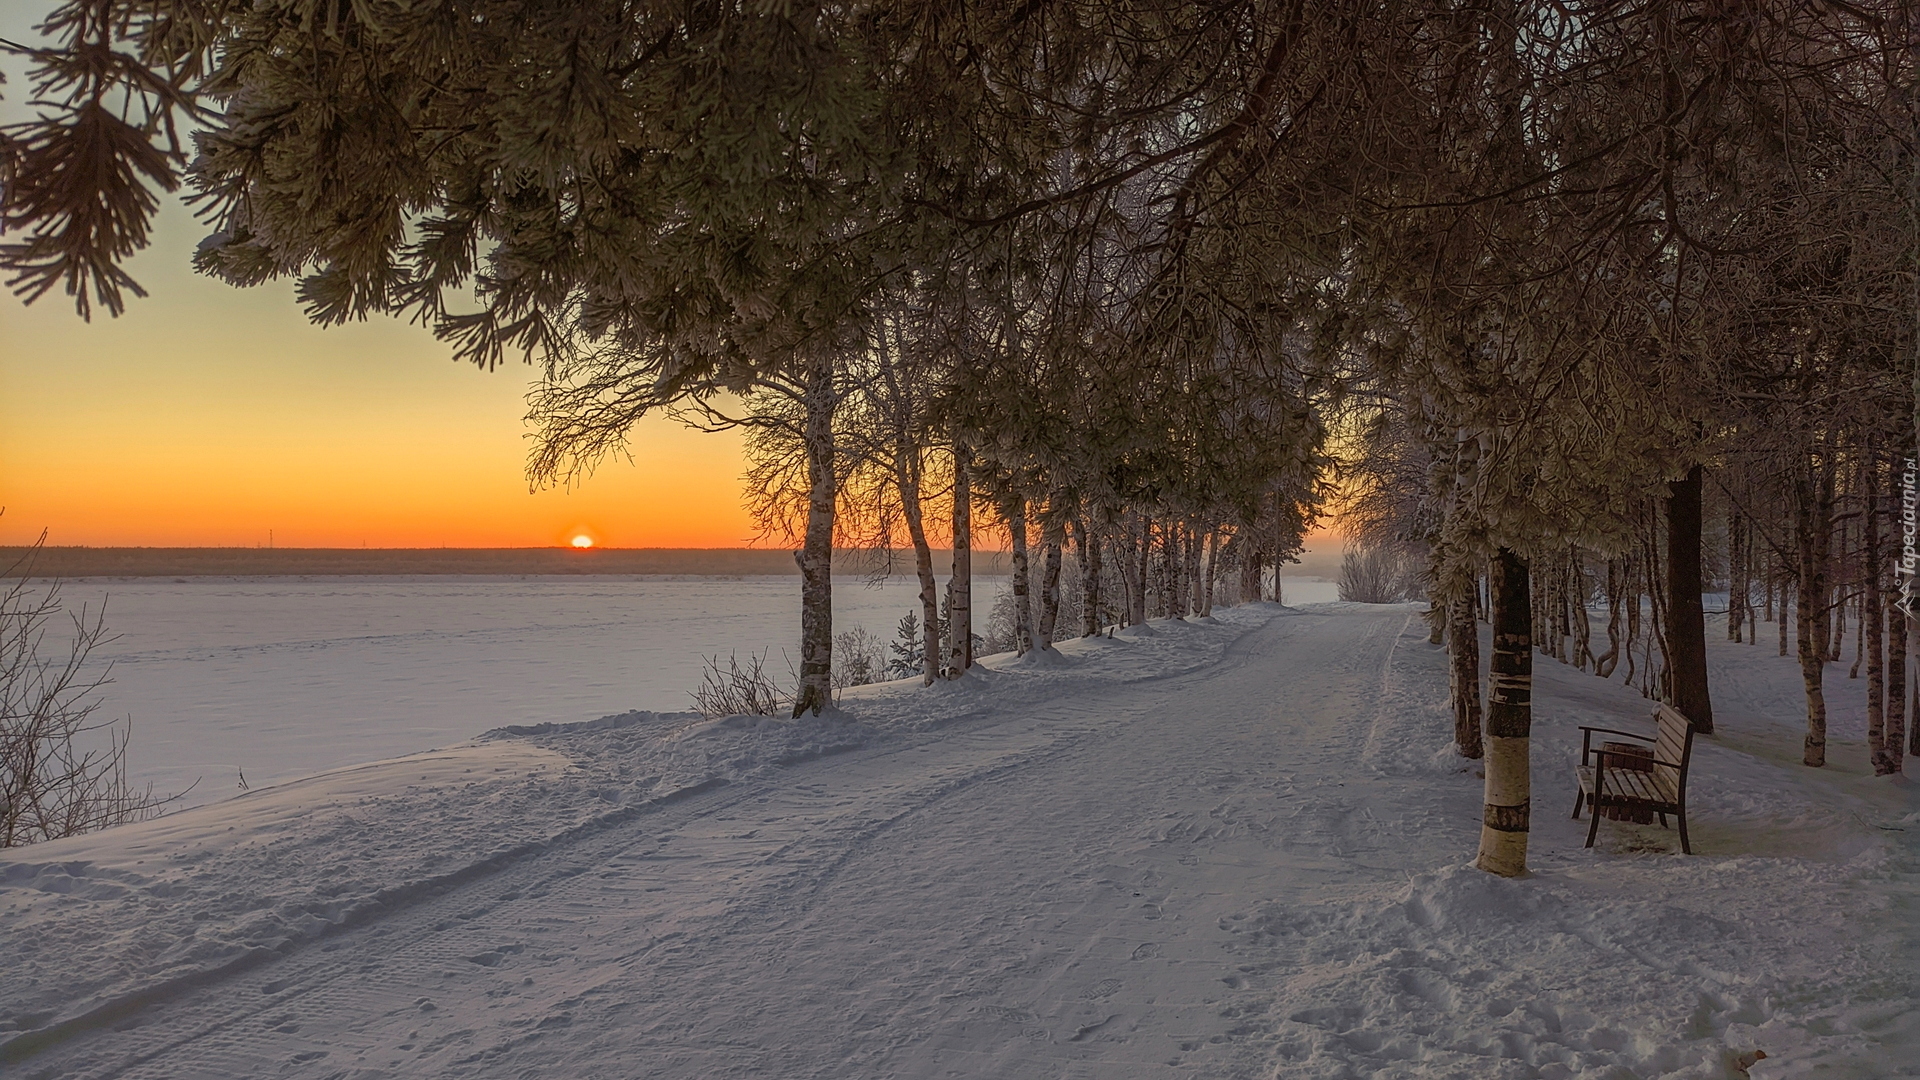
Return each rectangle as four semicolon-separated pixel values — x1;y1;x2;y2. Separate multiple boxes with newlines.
1652;703;1695;795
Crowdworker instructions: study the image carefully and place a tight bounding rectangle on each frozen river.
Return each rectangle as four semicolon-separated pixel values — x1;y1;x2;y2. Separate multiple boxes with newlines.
55;573;1338;806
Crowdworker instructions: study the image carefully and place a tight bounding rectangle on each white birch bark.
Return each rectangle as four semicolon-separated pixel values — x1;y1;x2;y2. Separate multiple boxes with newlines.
790;356;837;717
1037;508;1064;649
948;445;972;677
894;447;941;686
1200;528;1217;617
1131;516;1150;625
1475;547;1531;877
1009;499;1033;656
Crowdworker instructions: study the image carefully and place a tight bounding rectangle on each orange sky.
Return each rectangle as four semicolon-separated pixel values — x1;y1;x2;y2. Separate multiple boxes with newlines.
0;199;759;549
0;201;1342;550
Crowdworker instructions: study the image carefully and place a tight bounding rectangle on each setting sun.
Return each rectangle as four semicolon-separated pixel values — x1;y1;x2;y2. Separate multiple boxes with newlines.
570;535;594;548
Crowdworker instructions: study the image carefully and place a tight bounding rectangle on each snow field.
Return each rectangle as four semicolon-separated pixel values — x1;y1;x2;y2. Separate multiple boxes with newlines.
55;575;982;805
2;600;1913;1078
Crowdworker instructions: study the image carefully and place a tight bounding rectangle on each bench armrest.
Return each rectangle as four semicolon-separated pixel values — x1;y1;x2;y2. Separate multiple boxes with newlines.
1578;726;1652;741
1579;725;1652;766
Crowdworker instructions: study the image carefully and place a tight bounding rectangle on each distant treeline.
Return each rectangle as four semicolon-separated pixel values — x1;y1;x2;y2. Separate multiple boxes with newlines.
3;547;1015;579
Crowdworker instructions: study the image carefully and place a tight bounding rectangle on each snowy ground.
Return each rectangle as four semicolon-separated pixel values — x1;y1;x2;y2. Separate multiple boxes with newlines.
55;575;993;804
58;574;1339;808
4;601;1913;1079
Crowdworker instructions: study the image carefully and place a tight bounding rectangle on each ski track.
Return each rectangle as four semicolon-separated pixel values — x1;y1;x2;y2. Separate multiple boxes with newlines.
8;604;1912;1079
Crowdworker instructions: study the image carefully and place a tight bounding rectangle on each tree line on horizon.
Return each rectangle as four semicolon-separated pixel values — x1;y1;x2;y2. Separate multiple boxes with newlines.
3;0;1911;874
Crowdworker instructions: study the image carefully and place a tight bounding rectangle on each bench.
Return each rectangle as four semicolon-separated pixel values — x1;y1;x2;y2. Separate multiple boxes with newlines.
1570;703;1696;854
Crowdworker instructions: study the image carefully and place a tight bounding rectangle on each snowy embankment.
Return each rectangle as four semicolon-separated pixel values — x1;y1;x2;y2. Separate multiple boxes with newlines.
3;603;1914;1079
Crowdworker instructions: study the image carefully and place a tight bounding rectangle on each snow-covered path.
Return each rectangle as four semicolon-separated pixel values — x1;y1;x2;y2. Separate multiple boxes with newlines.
9;603;1913;1079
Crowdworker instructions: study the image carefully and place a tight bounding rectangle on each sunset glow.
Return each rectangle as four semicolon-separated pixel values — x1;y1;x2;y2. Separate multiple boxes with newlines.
571;535;594;548
0;204;756;549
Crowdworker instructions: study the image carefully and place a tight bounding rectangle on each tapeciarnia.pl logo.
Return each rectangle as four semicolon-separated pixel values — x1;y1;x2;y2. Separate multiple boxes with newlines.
1899;456;1918;621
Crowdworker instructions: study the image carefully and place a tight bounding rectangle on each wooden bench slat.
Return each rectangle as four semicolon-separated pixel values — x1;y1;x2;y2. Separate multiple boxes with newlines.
1573;705;1695;853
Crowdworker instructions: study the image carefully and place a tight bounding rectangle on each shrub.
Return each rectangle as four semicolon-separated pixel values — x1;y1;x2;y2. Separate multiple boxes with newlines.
1337;544;1421;604
689;651;788;717
3;539;167;847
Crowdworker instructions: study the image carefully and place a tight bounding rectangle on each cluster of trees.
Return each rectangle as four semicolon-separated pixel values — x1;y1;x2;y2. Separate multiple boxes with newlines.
4;0;1910;873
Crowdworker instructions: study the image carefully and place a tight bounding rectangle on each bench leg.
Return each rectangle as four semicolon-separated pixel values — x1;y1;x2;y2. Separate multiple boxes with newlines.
1571;788;1585;819
1676;809;1690;855
1585;801;1603;849
1657;812;1668;828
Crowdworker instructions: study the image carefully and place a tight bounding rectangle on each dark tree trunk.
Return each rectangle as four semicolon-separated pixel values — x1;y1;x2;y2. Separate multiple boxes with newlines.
947;445;973;677
1666;465;1714;733
1075;519;1103;636
1476;547;1532;877
791;357;837;717
1450;592;1484;758
1795;458;1835;766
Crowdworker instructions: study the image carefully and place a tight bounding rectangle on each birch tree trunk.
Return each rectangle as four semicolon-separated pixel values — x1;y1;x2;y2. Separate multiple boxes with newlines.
1867;452;1895;773
1570;551;1593;671
948;445;973;678
1075;519;1103;636
1552;556;1569;662
1643;507;1671;700
1476;547;1532;877
791;357;837;718
1594;559;1623;679
1829;515;1849;662
1666;465;1714;732
1184;524;1203;616
1134;516;1151;624
1450;591;1484;758
1729;511;1747;643
1624;554;1642;689
1764;557;1775;624
1010;499;1033;656
1779;573;1791;655
1795;459;1835;766
1163;523;1183;617
1116;520;1139;627
1038;509;1064;650
1200;529;1218;617
1241;549;1262;608
893;448;941;686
